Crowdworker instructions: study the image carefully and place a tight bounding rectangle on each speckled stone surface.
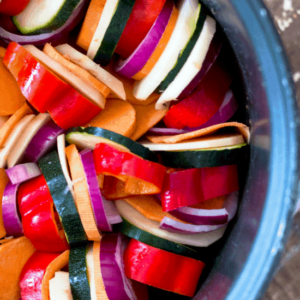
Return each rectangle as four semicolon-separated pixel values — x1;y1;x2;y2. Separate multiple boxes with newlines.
262;0;300;299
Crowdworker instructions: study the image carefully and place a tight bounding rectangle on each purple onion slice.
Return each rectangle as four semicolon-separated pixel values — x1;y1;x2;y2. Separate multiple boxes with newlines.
5;163;41;185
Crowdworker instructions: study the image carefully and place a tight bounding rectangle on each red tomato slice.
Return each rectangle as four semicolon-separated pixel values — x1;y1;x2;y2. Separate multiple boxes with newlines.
0;0;30;16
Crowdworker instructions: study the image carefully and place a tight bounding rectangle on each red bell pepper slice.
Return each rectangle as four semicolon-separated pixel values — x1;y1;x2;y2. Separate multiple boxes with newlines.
48;88;102;130
0;0;30;16
93;143;166;192
115;0;167;58
18;175;69;252
163;57;232;129
20;251;60;300
3;42;70;113
124;239;205;297
161;165;239;212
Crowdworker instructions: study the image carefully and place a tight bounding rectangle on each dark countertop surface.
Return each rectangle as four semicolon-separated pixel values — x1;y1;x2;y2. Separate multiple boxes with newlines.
262;0;300;299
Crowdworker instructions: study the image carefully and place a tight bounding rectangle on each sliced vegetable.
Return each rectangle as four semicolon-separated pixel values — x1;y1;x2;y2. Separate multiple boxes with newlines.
163;58;232;127
0;53;25;116
0;237;35;300
80;149;113;232
142;133;245;152
13;0;82;35
0;168;9;239
65;144;101;241
6;163;42;185
115;0;167;58
179;29;223;100
20;252;61;300
69;243;91;300
0;114;34;168
133;0;199;100
100;233;145;300
86;244;98;300
76;0;106;51
0;103;32;148
39;150;87;245
93;143;166;192
161;165;239;212
66;127;158;162
156;15;217;108
169;192;238;225
185;89;239;131
7;113;51;168
43;43;111;98
0;0;88;46
42;250;70;300
89;0;135;65
159;143;248;169
115;0;174;78
0;116;9;130
0;0;30;16
124;239;205;297
55;44;126;100
147;128;188;135
115;200;227;247
24;120;65;163
85;99;136;138
49;272;73;300
146;121;250;144
24;45;106;110
130;102;167;141
117;218;199;259
132;5;179;80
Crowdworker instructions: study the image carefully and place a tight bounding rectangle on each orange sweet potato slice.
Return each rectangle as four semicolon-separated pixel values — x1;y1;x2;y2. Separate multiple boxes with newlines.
0;168;10;239
41;250;70;300
85;98;136;137
191;195;226;210
0;47;6;58
0;55;26;116
146;122;250;144
123;195;185;223
0;103;33;148
0;116;9;129
130;103;167;141
0;236;36;300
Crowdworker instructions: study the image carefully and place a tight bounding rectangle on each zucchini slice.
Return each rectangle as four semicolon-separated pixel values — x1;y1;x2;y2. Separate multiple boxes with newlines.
49;272;73;300
66;127;158;162
13;0;82;35
69;243;91;300
116;218;199;259
87;0;135;65
115;200;227;247
159;143;248;168
38;150;87;246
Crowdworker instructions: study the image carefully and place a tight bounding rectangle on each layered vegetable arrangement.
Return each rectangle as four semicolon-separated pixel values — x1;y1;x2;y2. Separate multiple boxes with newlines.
0;0;250;299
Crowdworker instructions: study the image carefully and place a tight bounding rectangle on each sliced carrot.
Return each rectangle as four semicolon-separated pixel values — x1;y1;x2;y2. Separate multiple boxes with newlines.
133;6;179;80
131;103;167;141
146;122;250;144
0;169;9;239
0;116;9;130
105;62;160;105
123;195;185;223
0;236;14;244
65;144;101;241
191;195;226;210
93;242;109;300
43;43;111;98
0;56;26;116
0;46;6;58
0;103;33;148
41;250;70;300
77;0;106;51
85;98;136;137
0;236;36;300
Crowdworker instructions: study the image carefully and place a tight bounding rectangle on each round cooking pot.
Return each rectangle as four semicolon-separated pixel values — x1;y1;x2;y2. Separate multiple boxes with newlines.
192;0;300;299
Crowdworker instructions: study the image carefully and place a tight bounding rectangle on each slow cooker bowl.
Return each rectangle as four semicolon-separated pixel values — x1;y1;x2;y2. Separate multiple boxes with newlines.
193;0;300;299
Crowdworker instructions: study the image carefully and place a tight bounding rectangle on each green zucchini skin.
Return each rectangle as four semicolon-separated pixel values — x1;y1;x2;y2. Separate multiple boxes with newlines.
156;5;208;93
13;0;82;35
116;218;200;259
159;143;248;168
93;0;135;66
66;127;158;162
38;151;87;246
69;244;91;300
